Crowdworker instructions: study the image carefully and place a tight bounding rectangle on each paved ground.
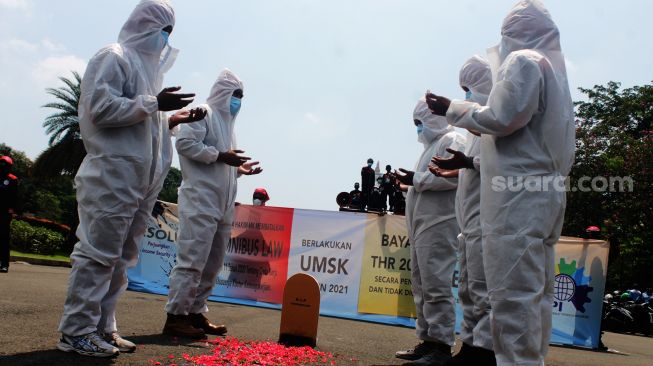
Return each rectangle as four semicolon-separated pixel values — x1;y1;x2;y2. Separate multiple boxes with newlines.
1;263;652;366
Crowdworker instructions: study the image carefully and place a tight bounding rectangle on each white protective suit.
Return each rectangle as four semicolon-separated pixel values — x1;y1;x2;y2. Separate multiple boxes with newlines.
406;100;465;346
165;69;244;315
59;0;178;336
455;55;493;351
445;1;575;365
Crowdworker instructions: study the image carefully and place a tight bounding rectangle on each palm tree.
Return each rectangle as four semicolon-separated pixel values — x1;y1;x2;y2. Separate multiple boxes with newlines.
32;71;86;177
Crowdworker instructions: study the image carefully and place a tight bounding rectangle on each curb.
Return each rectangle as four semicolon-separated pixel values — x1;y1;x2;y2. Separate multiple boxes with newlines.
10;255;71;268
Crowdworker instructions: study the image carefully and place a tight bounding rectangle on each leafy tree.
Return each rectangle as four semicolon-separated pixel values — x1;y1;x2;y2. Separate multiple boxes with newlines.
0;143;33;214
0;143;75;227
563;81;653;290
0;143;32;179
158;167;182;203
32;71;86;178
26;190;63;221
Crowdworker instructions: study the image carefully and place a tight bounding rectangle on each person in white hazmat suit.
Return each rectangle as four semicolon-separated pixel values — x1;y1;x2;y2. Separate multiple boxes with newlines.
164;69;263;339
426;1;575;365
430;56;496;366
57;0;206;358
393;100;465;366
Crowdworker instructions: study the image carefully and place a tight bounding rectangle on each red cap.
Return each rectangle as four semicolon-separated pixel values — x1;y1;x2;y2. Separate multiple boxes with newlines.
253;188;269;201
0;155;13;165
586;226;600;232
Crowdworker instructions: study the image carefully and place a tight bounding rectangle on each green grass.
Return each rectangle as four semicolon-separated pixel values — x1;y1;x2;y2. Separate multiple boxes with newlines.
10;250;70;263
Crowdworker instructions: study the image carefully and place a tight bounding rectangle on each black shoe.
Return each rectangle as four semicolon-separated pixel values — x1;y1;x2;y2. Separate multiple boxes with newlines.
396;341;441;360
444;343;475;366
401;342;451;366
444;343;496;366
403;343;451;366
0;267;8;273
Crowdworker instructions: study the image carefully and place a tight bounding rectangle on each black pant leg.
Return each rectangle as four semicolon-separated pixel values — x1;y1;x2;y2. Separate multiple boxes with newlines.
0;216;10;268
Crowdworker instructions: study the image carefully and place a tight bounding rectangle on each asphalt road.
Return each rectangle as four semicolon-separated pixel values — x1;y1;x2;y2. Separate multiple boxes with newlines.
1;263;652;366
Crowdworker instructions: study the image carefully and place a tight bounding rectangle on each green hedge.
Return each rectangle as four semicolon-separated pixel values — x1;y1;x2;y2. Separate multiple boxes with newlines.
10;220;66;255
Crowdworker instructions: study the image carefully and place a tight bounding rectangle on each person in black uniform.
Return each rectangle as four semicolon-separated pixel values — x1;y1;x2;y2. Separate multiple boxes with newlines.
381;165;396;212
349;183;363;210
361;158;375;210
0;155;18;273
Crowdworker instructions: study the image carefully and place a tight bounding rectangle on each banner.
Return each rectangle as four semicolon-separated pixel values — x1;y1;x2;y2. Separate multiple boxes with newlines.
358;214;416;318
128;202;609;349
286;209;367;316
127;201;179;295
215;205;294;304
550;237;609;349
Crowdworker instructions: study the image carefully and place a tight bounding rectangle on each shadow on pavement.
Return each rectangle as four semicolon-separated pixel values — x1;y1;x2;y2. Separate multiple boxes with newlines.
128;333;216;349
0;335;219;366
0;349;118;366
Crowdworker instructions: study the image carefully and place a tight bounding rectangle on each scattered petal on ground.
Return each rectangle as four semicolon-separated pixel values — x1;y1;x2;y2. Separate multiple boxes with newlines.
152;337;342;366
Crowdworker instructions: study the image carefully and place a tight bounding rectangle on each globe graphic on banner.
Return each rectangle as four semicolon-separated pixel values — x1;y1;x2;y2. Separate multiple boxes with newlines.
554;274;576;302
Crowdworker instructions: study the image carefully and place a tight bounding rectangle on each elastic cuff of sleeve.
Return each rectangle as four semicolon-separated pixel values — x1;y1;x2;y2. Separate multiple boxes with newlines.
465;156;476;169
144;95;159;114
446;100;467;126
169;124;180;136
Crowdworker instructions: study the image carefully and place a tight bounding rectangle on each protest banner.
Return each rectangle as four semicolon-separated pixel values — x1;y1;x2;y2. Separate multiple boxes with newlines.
128;202;608;349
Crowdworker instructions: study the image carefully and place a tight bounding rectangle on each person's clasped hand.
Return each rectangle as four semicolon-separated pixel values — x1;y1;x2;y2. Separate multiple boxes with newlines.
157;86;195;111
428;165;459;178
217;149;251;167
425;92;451;116
394;168;415;186
239;161;263;176
168;107;207;129
431;148;473;170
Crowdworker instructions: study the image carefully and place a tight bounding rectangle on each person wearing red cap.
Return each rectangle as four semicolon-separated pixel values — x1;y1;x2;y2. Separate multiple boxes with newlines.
0;155;18;273
252;188;269;206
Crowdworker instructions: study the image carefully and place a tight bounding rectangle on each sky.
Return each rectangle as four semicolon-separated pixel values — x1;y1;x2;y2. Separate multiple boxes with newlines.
1;0;651;211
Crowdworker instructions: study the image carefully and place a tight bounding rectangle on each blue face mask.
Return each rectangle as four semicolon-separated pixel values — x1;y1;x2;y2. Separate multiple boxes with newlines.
161;31;170;45
465;90;472;100
230;97;242;116
416;124;424;134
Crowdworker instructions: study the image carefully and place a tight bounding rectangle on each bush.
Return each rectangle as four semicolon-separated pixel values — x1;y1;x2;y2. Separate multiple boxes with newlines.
16;215;71;236
10;219;66;255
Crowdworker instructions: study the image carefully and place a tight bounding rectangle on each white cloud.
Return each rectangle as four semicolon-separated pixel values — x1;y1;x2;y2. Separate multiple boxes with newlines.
565;57;578;75
0;36;86;160
41;38;66;52
32;55;87;88
304;112;320;125
284;112;349;144
0;38;69;58
0;0;29;10
0;39;38;53
0;37;87;88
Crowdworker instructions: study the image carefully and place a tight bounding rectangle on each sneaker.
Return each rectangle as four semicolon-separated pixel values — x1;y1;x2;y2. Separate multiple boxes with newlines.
189;313;227;335
402;342;451;366
396;341;440;360
103;332;136;353
0;267;8;273
57;331;119;357
163;313;206;339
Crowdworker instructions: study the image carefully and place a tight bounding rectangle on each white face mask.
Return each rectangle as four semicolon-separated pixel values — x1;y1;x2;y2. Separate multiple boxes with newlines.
159;45;178;72
253;199;263;206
